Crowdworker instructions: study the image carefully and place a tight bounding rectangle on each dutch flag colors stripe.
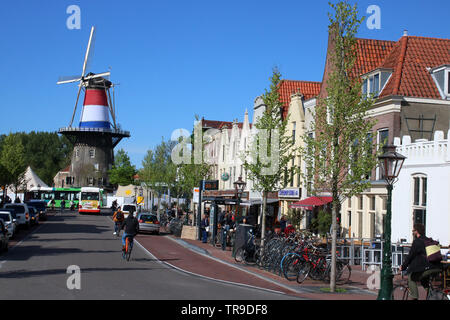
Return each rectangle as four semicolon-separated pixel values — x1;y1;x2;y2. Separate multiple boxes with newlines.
80;89;110;129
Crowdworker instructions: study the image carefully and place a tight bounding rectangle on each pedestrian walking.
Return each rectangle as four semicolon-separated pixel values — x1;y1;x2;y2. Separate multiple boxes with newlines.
60;199;66;212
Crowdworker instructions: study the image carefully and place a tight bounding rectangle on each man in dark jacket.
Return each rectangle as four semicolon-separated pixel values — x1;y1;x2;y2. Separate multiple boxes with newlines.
399;223;441;299
121;212;139;251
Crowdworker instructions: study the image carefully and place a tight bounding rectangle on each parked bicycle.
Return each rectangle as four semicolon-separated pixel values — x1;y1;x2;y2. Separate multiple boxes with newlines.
235;229;260;266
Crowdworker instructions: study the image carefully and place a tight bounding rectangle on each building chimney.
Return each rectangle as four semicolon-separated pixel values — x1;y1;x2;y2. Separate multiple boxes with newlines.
403;29;408;37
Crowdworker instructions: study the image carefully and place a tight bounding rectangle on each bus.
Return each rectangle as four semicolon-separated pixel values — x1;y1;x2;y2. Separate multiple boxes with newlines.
26;187;81;208
79;187;104;214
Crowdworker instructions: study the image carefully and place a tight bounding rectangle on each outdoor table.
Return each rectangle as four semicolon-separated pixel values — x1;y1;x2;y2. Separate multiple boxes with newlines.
442;261;450;289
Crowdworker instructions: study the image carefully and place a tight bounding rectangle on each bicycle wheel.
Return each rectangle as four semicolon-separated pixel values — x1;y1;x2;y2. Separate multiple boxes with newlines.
392;284;409;300
235;247;245;263
296;262;311;284
336;262;351;285
125;238;133;261
281;253;302;281
244;249;257;266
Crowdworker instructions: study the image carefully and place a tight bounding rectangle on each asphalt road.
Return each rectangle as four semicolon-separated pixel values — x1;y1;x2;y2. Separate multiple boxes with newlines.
0;211;299;300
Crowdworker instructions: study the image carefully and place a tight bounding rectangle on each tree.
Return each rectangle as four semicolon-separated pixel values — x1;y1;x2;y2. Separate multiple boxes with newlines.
0;131;73;186
243;68;300;253
108;149;136;186
0;133;27;199
300;1;379;292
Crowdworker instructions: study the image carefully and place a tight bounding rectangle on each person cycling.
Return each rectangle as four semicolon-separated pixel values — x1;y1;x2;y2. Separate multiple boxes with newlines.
120;212;139;252
399;223;442;300
113;207;125;236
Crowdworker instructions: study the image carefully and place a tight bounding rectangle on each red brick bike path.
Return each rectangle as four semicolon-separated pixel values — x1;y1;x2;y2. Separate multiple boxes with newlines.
135;232;378;300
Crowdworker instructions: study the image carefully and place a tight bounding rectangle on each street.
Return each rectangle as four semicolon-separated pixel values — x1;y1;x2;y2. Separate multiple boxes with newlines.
0;211;298;300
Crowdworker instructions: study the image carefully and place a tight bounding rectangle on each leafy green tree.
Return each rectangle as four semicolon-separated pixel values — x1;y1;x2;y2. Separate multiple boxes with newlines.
243;68;300;253
0;133;27;198
300;1;379;292
108;149;137;186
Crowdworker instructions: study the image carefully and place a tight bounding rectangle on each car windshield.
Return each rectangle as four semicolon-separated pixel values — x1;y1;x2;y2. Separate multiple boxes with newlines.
5;205;24;213
140;214;157;222
0;213;11;222
123;205;136;213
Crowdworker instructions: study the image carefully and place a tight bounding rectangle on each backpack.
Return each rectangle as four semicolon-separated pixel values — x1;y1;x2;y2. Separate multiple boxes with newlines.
116;211;124;221
423;237;442;263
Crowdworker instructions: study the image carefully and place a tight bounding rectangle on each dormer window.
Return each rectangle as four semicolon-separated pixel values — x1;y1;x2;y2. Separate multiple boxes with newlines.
430;65;450;99
362;69;392;99
446;69;450;96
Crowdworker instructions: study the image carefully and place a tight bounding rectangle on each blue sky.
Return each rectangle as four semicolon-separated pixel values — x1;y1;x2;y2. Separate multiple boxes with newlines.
1;0;449;168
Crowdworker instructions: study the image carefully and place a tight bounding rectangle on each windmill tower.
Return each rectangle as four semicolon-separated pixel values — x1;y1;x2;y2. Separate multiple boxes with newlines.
57;26;130;190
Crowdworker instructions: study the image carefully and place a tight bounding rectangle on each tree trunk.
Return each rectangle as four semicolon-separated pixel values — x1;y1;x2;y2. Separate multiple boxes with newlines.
260;190;268;255
330;200;337;293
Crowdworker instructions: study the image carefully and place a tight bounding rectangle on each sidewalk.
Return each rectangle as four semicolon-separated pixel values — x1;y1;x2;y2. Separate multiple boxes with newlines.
153;228;379;300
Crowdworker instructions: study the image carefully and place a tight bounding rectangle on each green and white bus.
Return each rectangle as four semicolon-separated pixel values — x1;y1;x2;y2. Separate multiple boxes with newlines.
26;187;81;208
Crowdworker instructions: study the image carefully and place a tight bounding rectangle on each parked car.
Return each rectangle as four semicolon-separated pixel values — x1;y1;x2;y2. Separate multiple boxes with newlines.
121;204;137;219
28;207;39;226
137;213;160;235
0;208;20;232
25;201;47;221
3;203;31;229
0;219;9;252
0;211;16;238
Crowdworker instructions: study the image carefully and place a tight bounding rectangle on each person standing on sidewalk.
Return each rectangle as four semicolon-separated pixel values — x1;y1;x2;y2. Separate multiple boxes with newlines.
201;214;209;243
399;223;441;300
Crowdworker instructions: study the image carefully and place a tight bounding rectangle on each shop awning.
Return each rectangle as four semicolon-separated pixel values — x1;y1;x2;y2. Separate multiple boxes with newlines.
289;196;333;210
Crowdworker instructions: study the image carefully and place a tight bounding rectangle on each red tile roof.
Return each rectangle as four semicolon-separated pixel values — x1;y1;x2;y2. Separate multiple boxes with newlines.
202;119;251;131
378;36;450;99
278;80;322;119
351;38;396;77
202;119;233;129
320;38;395;99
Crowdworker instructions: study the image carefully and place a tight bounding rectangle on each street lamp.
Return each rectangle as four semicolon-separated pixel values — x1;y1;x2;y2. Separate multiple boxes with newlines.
377;145;406;300
232;176;246;257
233;176;247;220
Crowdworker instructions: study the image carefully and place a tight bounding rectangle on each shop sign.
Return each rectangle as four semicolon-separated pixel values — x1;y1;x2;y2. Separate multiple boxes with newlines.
278;188;301;199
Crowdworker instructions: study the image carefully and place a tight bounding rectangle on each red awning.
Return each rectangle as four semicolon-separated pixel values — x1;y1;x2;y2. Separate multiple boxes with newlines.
289;196;333;210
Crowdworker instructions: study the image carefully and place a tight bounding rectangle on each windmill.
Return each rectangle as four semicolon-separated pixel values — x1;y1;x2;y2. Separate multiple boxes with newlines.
57;26;119;129
57;26;130;190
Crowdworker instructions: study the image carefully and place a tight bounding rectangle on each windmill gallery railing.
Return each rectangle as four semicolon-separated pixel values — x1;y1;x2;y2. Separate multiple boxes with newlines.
59;127;130;137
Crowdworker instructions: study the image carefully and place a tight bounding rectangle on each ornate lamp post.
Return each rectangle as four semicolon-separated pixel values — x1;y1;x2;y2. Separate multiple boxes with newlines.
232;176;246;257
377;145;406;300
233;176;247;220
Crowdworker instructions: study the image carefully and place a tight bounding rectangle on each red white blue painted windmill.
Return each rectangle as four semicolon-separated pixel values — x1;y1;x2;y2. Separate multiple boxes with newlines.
57;26;129;189
57;26;117;130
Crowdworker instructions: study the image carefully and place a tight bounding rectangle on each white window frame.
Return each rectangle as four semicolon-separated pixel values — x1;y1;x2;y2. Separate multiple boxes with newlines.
362;71;382;98
411;173;427;227
445;69;450;97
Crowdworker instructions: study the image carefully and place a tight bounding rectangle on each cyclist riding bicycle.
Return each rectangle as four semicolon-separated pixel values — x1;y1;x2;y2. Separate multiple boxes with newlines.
113;208;125;236
120;212;139;252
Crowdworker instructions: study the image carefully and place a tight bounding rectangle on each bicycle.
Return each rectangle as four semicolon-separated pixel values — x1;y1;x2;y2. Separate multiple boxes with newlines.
122;235;134;261
392;269;448;300
235;229;259;265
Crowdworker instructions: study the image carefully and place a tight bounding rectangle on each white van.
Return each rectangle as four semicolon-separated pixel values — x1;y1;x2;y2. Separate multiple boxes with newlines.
121;204;137;218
